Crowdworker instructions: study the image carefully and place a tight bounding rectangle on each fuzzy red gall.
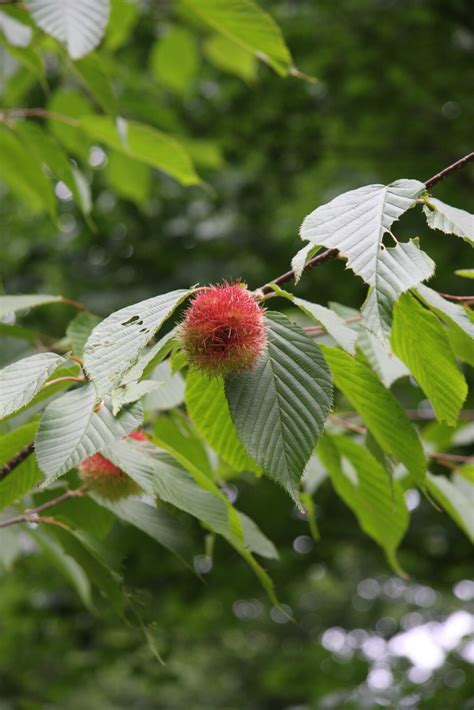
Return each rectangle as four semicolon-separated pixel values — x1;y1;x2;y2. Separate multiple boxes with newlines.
180;283;266;377
79;431;147;501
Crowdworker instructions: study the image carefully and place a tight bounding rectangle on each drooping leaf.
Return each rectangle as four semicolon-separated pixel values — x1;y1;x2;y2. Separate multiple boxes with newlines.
183;0;292;76
225;312;333;501
95;496;194;565
360;239;435;341
204;33;257;82
318;434;408;574
426;473;474;542
106;0;139;50
0;527;23;571
423;198;474;245
105;150;151;206
0;293;62;319
0;10;32;47
0;125;56;217
0;423;42;510
153;413;213;480
391;293;467;426
299;182;434;341
25;0;110;59
31;528;92;609
271;285;357;354
83;289;191;397
66;312;102;358
150;26;199;95
0;352;64;420
143;360;185;412
73;54;117;114
47;89;93;159
80;116;200;186
416;284;474;339
186;369;259;473
49;527;124;613
321;345;426;485
102;438;277;559
111;380;161;416
36;382;143;484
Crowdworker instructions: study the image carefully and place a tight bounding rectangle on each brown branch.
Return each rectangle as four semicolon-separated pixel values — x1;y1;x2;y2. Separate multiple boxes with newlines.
437;293;474;304
0;108;80;127
0;441;34;482
258;153;474;294
44;375;85;388
425;152;474;190
0;487;86;530
259;248;339;295
60;296;89;312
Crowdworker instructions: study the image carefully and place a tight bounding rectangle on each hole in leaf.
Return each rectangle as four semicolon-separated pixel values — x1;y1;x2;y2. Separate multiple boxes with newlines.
121;315;140;326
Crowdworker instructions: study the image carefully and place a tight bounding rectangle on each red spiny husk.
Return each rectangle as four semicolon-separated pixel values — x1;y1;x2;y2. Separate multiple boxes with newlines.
180;282;266;376
79;431;147;501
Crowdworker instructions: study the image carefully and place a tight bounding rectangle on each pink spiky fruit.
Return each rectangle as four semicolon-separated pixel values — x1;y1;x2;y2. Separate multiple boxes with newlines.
180;282;266;377
79;431;147;501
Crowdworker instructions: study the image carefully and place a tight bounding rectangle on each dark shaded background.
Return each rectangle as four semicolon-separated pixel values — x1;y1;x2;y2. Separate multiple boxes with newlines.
1;1;473;708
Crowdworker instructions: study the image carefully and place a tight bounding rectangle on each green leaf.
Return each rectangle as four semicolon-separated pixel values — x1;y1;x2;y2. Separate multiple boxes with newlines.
0;293;62;319
36;382;143;484
153;412;213;480
318;434;408;574
73;53;117;114
31;528;92;609
0;125;56;217
105;150;151;205
80;116;200;186
391;293;467;425
455;269;474;279
103;438;277;559
41;493;114;539
0;352;64;421
0;10;32;47
111;380;161;416
25;0;110;59
143;360;185;412
416;284;474;339
226;312;333;501
321;345;426;485
95;496;194;565
0;423;42;510
271;285;357;354
83;289;191;397
47;89;93;159
66;312;102;358
106;0;139;50
183;0;292;76
423;198;474;245
360;240;435;341
0;527;23;571
426;472;474;542
357;329;409;388
186;369;258;473
150;26;199;95
121;328;178;385
204;33;257;82
300;181;426;300
50;527;124;613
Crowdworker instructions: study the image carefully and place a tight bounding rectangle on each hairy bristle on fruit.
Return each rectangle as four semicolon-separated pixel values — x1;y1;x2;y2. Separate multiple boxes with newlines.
180;282;266;377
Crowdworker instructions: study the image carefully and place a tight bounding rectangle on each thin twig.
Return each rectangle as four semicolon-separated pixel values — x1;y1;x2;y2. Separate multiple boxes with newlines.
44;375;85;388
0;108;80;127
60;296;89;312
425;153;474;190
0;442;34;482
257;153;474;294
0;487;86;530
438;293;474;304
